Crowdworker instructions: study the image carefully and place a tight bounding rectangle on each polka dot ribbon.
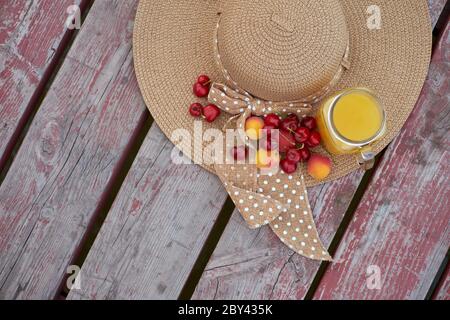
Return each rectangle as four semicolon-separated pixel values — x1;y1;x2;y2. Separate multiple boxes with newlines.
209;83;313;146
214;154;333;261
206;18;351;261
209;86;334;260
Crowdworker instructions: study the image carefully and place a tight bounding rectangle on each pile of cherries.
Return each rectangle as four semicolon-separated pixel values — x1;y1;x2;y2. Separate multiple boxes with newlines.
187;75;330;178
264;113;322;174
189;75;221;123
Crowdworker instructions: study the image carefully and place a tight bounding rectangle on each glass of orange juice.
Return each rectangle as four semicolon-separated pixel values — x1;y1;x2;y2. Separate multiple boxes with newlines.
316;88;386;169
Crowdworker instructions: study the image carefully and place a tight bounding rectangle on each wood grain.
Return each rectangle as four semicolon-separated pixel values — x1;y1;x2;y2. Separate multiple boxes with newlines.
427;0;448;28
312;22;449;300
192;173;363;299
192;0;447;300
0;0;146;299
0;0;445;301
67;125;228;300
0;0;84;173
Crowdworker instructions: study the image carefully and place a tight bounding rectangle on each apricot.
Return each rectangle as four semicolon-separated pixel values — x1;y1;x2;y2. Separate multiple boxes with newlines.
307;154;332;181
245;116;265;140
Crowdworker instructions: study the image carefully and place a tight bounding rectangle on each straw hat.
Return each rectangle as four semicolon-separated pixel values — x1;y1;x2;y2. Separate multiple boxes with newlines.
133;0;432;186
133;0;432;261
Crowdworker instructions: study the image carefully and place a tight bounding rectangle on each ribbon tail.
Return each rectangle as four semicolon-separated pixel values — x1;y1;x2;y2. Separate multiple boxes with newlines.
268;172;333;261
214;162;287;229
228;185;288;229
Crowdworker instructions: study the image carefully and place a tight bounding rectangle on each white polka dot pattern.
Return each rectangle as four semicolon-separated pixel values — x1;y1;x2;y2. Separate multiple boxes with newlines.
215;161;332;261
206;14;349;262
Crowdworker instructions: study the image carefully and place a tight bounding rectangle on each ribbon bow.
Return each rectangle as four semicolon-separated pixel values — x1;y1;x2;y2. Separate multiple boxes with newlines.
210;83;313;135
209;85;333;261
208;17;351;261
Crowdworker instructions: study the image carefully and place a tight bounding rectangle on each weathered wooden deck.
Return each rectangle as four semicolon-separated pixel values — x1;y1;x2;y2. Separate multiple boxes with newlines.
0;0;448;300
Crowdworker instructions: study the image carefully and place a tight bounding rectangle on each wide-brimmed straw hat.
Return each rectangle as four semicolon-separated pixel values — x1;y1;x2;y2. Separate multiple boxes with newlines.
133;0;432;260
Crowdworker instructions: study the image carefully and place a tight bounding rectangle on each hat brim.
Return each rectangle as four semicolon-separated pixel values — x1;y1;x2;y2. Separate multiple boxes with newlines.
133;0;432;187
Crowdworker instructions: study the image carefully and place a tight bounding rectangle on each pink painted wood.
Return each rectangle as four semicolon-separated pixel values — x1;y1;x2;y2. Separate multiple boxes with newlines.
0;0;85;173
0;0;446;301
428;0;448;27
193;173;363;300
0;0;147;299
192;0;447;300
312;22;450;300
67;126;228;300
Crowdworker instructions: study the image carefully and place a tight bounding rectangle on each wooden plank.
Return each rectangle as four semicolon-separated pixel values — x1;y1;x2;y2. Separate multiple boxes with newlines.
0;0;440;298
0;0;85;173
67;125;228;300
0;0;146;299
433;264;449;300
192;0;446;300
428;0;448;27
312;22;449;300
192;173;363;299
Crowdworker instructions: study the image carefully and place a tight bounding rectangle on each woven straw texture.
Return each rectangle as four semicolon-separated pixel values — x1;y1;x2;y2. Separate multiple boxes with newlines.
217;0;349;101
133;0;432;187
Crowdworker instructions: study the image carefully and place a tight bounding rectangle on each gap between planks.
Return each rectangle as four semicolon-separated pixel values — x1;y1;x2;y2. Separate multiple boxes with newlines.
178;196;235;300
27;0;445;300
303;152;387;299
0;0;95;184
310;16;449;300
308;7;450;299
188;1;449;300
428;249;449;300
0;0;149;299
56;110;153;299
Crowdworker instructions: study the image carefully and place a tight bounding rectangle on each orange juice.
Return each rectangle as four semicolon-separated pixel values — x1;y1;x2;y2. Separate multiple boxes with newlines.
317;88;386;169
333;93;382;142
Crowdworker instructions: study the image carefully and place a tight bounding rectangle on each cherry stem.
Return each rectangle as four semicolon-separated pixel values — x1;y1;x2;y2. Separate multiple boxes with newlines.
279;131;296;146
198;80;212;87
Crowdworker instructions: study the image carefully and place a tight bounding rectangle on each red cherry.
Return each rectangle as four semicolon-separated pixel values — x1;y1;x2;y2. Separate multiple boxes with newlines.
193;82;209;98
260;127;278;151
197;75;211;87
261;139;277;152
260;125;274;146
278;130;296;153
231;146;248;161
203;104;221;123
301;116;317;130
294;127;311;144
189;103;203;118
286;148;302;164
280;159;298;174
306;131;321;148
298;147;311;162
280;114;299;132
263;125;277;138
286;113;300;122
264;113;281;128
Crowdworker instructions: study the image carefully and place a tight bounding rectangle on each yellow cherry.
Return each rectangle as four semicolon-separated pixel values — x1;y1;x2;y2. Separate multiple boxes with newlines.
256;150;280;169
245;116;265;140
256;149;270;168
